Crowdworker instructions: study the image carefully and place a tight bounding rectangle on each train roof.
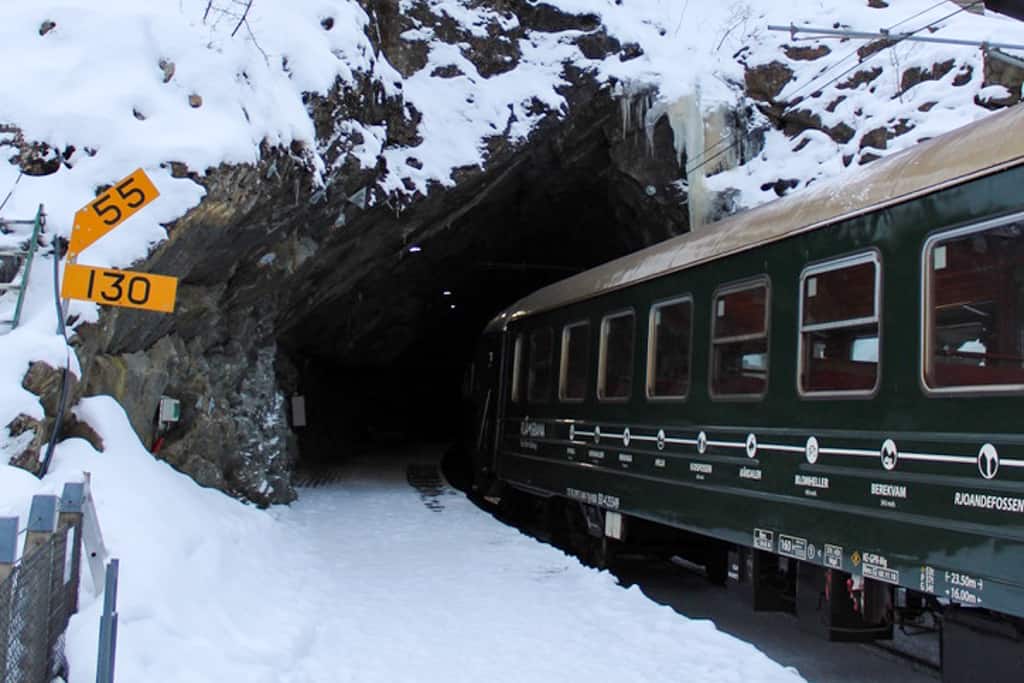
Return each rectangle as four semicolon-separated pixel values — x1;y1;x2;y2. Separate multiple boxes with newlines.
485;103;1024;333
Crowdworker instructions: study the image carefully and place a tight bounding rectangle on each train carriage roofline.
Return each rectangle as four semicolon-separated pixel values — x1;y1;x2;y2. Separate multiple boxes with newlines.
486;104;1024;333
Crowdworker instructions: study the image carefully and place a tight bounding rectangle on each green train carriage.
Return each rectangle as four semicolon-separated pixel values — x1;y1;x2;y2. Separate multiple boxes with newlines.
469;104;1024;677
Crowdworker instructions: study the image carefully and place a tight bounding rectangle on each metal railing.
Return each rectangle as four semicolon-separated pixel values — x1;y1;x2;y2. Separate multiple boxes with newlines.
0;204;45;332
0;489;84;683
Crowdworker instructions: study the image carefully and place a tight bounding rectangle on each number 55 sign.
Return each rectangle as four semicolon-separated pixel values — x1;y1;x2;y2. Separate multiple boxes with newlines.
69;168;159;255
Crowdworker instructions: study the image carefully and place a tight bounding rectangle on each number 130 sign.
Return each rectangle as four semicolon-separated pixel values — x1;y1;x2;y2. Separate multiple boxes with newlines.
69;168;159;255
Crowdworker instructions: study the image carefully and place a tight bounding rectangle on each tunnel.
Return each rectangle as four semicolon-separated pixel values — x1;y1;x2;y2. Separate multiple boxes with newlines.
274;93;690;481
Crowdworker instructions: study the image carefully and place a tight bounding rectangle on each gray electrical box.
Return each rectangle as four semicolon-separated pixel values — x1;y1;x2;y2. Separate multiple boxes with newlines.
159;396;181;423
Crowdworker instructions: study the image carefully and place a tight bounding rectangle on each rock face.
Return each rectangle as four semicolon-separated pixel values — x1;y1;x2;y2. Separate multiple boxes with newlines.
4;361;100;474
63;0;712;507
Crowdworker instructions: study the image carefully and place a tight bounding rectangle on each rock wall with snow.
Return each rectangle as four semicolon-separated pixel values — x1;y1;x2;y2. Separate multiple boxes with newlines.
2;1;1023;504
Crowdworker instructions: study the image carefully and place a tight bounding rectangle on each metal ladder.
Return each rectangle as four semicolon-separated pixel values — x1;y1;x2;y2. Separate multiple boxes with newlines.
0;204;44;332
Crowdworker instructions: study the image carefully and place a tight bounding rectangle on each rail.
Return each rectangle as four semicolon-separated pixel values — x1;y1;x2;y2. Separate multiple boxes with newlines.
0;204;45;332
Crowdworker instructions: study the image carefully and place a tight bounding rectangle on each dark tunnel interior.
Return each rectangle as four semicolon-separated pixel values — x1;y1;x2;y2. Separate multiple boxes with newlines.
279;112;688;475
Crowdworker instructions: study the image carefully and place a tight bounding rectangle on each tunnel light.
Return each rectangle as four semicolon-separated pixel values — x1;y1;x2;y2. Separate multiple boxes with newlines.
443;290;452;296
408;245;422;253
450;304;456;310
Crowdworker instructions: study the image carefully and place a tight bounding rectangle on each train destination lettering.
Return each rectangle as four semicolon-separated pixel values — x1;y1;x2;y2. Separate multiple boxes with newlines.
739;467;762;480
794;475;829;489
588;449;605;460
690;463;712;474
870;483;907;499
566;488;620;510
954;491;1024;513
520;421;546;438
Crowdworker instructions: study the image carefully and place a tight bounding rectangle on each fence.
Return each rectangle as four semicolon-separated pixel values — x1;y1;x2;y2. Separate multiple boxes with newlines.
0;487;84;683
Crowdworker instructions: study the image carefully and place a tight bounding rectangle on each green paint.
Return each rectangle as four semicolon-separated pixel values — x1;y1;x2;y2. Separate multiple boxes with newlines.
478;164;1024;619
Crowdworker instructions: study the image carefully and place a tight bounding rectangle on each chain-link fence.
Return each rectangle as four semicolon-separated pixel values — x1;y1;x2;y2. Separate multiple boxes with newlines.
0;519;81;683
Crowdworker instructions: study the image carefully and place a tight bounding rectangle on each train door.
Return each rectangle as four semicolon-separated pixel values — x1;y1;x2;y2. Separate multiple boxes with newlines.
468;331;502;492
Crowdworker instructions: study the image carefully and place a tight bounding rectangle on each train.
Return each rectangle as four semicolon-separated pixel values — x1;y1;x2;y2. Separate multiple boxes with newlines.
465;103;1024;680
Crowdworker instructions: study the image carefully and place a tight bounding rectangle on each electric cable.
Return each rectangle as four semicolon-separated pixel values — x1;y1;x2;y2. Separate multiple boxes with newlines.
0;171;23;215
781;0;984;111
39;227;72;478
685;0;984;178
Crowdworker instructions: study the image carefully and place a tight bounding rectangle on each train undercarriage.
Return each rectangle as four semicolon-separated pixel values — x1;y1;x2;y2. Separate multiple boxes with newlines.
482;483;1024;683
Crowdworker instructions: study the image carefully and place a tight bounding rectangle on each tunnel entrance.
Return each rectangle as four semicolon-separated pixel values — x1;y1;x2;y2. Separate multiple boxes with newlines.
278;94;689;476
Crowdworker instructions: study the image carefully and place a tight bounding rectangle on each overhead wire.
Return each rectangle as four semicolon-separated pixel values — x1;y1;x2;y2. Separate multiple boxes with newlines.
781;0;984;112
684;0;984;178
0;171;24;215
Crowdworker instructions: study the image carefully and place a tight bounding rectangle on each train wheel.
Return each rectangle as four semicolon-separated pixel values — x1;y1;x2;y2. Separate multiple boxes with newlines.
705;542;729;586
589;536;617;571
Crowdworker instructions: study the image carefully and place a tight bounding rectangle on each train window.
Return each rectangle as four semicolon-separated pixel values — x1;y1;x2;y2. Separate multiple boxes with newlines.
511;334;523;404
527;328;554;403
647;296;693;399
711;280;769;398
598;310;635;401
559;321;590;402
924;215;1024;392
799;253;880;396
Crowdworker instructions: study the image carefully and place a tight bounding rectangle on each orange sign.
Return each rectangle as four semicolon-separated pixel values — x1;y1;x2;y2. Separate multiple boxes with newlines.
69;168;159;255
61;263;177;312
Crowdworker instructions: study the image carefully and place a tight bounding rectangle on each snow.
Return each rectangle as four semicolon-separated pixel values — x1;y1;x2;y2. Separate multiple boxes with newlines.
2;400;806;682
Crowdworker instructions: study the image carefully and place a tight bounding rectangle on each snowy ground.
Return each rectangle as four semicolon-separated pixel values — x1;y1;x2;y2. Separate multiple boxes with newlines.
1;397;806;682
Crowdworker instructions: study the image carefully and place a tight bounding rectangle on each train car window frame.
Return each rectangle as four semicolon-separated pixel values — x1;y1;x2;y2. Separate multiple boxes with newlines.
797;251;882;399
709;277;770;401
597;309;636;402
510;334;524;404
921;210;1024;396
527;327;554;404
646;295;694;401
559;320;591;403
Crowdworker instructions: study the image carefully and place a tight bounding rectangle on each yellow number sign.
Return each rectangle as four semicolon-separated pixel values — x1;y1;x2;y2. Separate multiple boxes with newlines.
69;168;159;255
61;263;177;313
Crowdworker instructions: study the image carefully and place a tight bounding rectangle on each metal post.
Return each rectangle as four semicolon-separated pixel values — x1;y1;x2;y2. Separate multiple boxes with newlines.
60;483;85;613
80;474;109;595
0;517;16;584
25;495;58;555
96;559;119;683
